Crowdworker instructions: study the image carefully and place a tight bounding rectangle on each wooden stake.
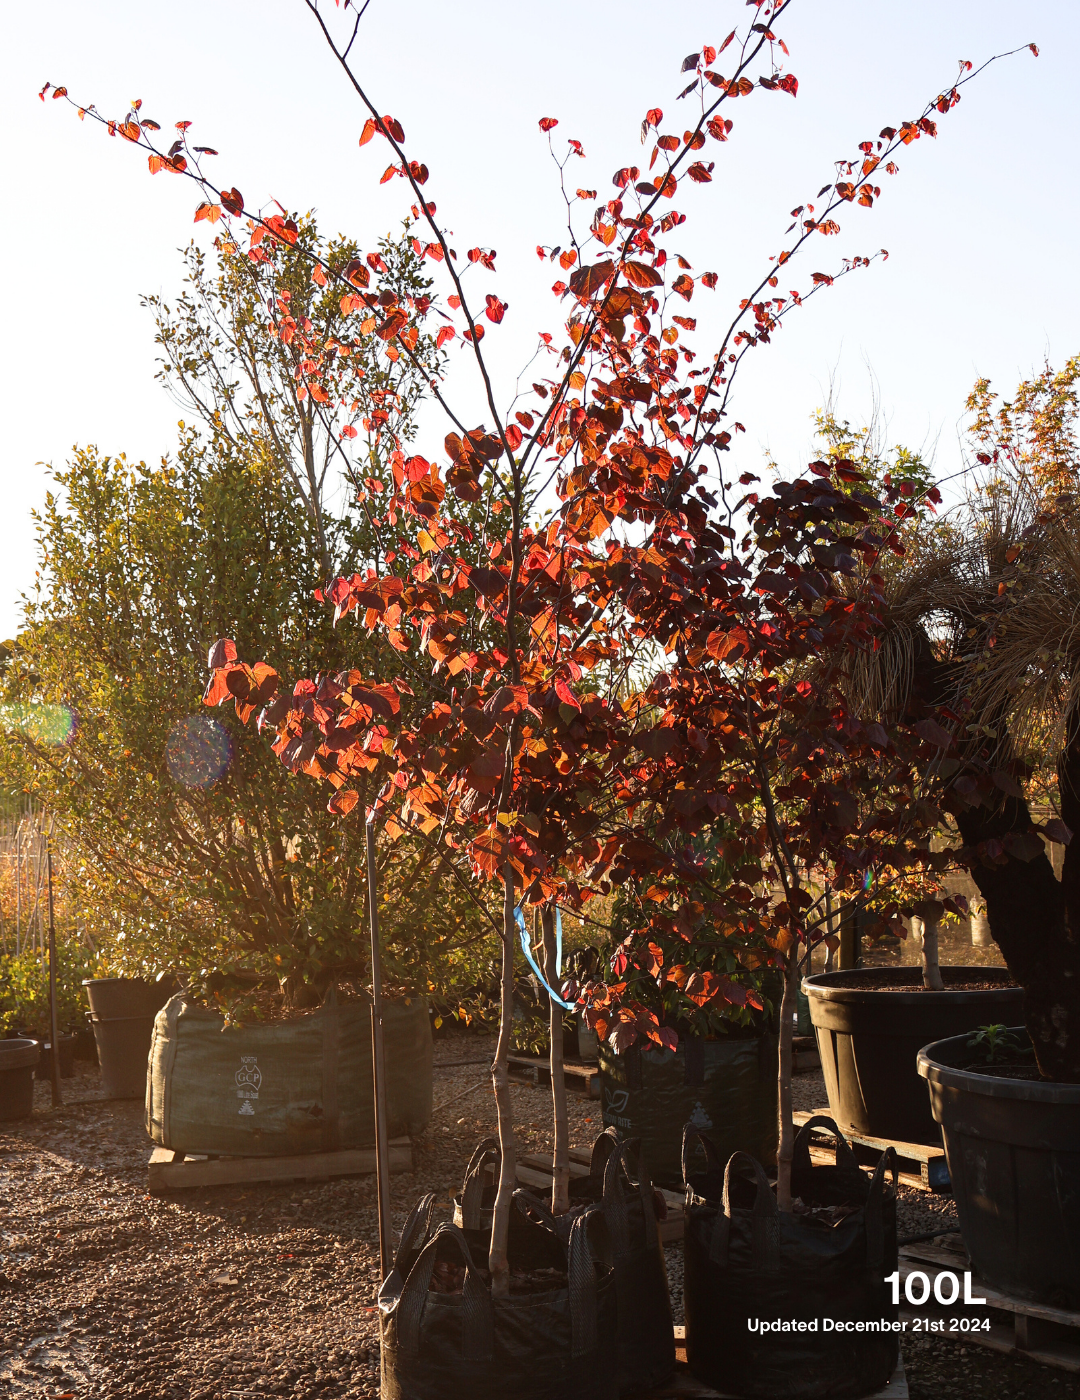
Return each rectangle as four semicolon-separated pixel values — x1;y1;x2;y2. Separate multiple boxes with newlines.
542;906;570;1215
365;812;393;1281
46;843;63;1108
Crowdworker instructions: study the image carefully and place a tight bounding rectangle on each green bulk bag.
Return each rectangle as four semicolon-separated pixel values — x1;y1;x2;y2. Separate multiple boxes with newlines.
146;991;432;1156
598;1031;778;1190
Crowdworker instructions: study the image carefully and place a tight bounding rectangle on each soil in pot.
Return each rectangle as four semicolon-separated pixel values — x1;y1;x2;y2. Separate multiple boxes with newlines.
598;1026;778;1189
803;965;1023;1146
682;1119;899;1400
918;1027;1080;1309
0;1038;40;1121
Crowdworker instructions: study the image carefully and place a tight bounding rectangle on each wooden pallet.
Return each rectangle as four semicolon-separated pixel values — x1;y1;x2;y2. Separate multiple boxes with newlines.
793;1109;949;1192
899;1237;1080;1373
508;1052;601;1099
650;1330;907;1397
515;1145;685;1243
147;1137;413;1193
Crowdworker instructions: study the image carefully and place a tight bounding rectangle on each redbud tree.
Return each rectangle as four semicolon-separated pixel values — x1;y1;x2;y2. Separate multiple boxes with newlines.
45;0;1034;1278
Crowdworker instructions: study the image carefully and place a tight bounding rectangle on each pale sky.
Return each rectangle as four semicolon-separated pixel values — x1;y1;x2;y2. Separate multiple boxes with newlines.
3;0;1077;638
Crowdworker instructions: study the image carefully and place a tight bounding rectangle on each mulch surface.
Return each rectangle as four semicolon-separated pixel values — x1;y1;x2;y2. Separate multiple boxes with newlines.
1;1045;1075;1400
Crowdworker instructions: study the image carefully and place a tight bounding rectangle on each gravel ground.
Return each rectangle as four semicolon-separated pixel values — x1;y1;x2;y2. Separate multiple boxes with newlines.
1;1046;1075;1400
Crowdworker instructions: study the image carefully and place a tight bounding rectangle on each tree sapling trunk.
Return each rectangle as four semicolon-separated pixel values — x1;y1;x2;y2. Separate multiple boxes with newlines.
913;912;944;990
488;866;518;1296
775;956;799;1212
541;906;570;1216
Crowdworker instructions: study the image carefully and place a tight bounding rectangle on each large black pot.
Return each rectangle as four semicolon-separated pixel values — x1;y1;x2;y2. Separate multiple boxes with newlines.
598;1030;778;1189
804;966;1022;1146
84;977;176;1099
918;1028;1080;1309
0;1038;40;1121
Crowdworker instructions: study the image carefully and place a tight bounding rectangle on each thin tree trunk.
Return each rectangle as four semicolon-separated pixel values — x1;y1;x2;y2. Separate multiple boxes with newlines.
488;866;518;1297
775;956;799;1212
915;915;944;990
541;906;570;1216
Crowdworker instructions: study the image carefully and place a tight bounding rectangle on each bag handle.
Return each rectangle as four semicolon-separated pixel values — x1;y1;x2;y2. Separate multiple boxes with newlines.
459;1137;500;1230
567;1210;601;1359
708;1151;780;1271
864;1146;898;1270
395;1192;436;1271
792;1114;861;1178
681;1123;725;1187
601;1135;658;1255
588;1125;622;1178
397;1223;494;1362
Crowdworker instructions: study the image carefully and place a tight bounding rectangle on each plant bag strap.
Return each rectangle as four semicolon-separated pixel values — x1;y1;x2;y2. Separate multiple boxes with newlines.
320;985;341;1152
394;1192;436;1270
568;1211;600;1359
864;1146;898;1270
397;1224;494;1361
601;1135;658;1255
460;1136;500;1230
709;1151;780;1271
792;1114;861;1178
681;1123;725;1187
589;1125;621;1179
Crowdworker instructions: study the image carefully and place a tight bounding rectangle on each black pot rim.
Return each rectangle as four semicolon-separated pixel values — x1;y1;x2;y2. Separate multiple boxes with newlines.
803;966;1019;1006
0;1037;41;1069
917;1028;1080;1104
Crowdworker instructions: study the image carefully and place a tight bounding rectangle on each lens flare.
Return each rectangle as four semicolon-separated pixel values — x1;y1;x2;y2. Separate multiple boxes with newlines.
0;702;76;745
862;868;874;892
165;715;233;788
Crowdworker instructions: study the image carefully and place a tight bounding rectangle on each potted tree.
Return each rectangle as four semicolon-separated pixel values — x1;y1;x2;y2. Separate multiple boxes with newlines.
48;5;1026;1396
908;362;1080;1306
1;221;464;1126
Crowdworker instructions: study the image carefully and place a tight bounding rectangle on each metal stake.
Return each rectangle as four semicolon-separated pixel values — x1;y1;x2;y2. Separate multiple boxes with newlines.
366;811;393;1282
46;844;63;1108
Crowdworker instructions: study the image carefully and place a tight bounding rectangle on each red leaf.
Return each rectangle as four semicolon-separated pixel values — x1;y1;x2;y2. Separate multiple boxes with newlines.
328;789;360;816
207;638;238;670
538;117;559;132
554;678;580;710
484;295;507;323
382;115;405;143
220;187;244;216
436;325;455;349
359;118;377;146
505;425;523;451
915;718;953;750
671;274;695;301
623;260;663;289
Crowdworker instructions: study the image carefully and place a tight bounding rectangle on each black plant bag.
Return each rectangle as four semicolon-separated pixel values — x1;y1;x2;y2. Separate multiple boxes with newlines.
379;1209;619;1400
682;1117;899;1400
516;1129;675;1395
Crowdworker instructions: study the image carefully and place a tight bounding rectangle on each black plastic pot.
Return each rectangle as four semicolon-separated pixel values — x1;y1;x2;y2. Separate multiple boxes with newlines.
0;1038;40;1121
379;1205;618;1400
803;966;1023;1146
918;1028;1080;1309
84;977;176;1099
598;1030;778;1189
682;1119;899;1399
34;1033;77;1081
